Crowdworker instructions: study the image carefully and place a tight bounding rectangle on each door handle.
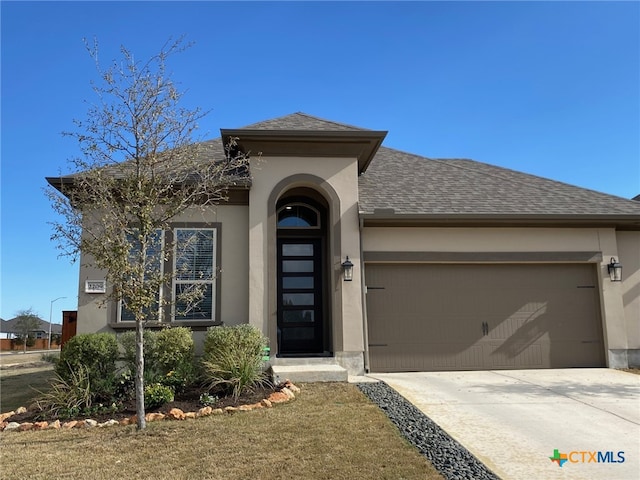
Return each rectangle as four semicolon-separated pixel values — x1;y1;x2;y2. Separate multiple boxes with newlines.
481;322;489;336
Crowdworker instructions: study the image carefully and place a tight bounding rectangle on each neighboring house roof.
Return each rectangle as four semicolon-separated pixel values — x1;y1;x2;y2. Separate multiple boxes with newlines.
0;317;62;335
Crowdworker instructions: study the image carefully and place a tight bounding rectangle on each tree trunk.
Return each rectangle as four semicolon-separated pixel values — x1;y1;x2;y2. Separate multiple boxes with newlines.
135;318;146;430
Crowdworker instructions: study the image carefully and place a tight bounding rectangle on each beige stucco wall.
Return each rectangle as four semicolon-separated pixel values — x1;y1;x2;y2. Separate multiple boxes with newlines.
248;156;364;362
362;226;637;368
617;231;640;363
76;204;249;336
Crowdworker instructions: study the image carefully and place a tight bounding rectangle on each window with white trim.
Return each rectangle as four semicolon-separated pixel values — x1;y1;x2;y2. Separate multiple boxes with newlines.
173;228;217;321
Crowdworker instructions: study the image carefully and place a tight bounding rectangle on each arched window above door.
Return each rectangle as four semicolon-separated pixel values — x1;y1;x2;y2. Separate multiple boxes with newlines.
277;203;320;228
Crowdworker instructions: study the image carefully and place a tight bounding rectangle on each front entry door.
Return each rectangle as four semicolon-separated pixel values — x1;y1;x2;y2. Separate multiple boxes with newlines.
277;238;323;354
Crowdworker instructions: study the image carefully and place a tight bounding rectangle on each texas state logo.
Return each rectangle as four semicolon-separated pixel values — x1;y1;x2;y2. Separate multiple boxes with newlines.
549;449;625;467
549;449;568;467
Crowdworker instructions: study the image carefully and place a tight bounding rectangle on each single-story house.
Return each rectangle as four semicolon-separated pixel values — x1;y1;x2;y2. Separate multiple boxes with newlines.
1;317;62;339
47;113;640;375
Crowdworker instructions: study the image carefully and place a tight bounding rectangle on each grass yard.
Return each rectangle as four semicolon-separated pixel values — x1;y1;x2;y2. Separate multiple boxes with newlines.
1;381;442;480
0;364;56;412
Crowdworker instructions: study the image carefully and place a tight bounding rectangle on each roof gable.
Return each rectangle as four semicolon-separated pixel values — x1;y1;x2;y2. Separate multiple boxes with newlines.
222;112;386;174
240;112;369;131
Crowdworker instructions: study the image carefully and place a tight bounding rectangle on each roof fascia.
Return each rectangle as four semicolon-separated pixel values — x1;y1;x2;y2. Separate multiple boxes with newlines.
360;213;640;230
221;129;387;175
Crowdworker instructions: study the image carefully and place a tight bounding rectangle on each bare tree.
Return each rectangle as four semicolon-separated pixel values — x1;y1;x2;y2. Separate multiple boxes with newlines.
13;309;42;354
46;38;251;429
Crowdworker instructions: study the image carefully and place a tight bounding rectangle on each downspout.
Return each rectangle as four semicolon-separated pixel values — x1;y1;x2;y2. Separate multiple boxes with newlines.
359;211;371;373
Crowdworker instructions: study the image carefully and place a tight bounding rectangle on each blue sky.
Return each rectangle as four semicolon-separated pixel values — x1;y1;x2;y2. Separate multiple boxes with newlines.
1;1;639;322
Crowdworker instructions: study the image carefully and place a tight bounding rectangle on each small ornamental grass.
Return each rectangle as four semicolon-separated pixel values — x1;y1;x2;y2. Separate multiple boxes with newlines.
202;325;270;400
33;363;92;419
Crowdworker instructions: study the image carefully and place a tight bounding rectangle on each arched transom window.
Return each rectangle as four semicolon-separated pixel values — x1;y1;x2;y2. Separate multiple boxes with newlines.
277;203;320;228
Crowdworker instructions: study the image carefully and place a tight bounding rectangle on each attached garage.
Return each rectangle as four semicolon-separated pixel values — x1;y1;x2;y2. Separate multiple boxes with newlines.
365;263;605;372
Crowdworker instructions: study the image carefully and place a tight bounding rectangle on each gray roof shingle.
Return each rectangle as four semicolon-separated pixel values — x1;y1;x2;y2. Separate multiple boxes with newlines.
358;146;640;217
240;112;369;131
48;112;640;221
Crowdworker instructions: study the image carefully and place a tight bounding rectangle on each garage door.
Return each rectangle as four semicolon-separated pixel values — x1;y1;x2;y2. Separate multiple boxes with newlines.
366;264;605;372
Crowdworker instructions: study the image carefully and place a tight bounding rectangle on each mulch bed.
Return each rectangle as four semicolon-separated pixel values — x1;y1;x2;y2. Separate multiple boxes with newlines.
4;384;279;425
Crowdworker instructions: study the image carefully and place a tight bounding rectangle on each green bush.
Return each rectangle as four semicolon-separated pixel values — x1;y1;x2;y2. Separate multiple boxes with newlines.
41;352;60;364
155;327;194;374
118;327;194;374
118;330;158;372
144;383;174;409
26;335;36;347
203;324;266;360
202;325;269;400
56;333;118;400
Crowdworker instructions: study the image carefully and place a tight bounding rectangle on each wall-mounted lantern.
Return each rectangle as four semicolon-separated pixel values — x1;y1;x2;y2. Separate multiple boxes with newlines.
607;257;622;282
341;256;354;281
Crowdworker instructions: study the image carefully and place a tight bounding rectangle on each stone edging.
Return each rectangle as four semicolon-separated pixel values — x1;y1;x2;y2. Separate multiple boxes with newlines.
0;381;300;433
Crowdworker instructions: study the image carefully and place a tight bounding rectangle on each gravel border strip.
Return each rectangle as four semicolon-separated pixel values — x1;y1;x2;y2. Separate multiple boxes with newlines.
357;382;501;480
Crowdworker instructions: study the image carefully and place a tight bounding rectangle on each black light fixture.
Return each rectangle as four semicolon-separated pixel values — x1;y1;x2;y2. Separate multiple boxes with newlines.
607;257;622;282
341;256;354;281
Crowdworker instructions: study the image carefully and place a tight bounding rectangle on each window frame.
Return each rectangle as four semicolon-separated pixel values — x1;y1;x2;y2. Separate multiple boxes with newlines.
171;226;219;324
117;229;165;324
111;223;222;328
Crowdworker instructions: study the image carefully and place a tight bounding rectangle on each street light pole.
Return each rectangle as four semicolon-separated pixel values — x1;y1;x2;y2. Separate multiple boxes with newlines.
49;296;67;350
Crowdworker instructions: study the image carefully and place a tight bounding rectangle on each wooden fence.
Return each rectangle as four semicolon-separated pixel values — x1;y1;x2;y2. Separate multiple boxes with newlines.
0;338;60;352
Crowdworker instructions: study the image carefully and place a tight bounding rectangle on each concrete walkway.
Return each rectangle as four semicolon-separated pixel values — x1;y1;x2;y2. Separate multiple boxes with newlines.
371;369;640;480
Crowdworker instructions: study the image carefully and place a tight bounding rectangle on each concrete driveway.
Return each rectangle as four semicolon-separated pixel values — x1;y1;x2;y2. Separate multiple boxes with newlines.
370;369;640;480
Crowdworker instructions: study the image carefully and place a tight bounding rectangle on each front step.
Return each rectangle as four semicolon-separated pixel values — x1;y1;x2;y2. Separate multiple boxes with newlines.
271;363;348;383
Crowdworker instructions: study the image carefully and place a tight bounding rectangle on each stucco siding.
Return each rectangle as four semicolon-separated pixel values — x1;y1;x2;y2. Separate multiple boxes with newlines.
249;155;364;356
75;204;249;334
617;231;640;357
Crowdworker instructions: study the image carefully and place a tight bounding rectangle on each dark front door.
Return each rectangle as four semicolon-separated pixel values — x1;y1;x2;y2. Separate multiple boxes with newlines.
277;238;323;354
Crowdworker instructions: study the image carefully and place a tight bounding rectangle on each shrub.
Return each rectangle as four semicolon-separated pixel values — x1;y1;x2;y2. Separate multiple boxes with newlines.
199;392;218;407
202;325;269;400
154;327;194;374
25;335;36;347
34;364;92;419
118;330;158;373
144;383;174;409
56;333;118;400
41;352;59;364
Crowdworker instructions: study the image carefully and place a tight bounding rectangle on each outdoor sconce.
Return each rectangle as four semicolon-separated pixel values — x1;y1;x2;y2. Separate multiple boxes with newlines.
341;256;354;281
607;257;622;282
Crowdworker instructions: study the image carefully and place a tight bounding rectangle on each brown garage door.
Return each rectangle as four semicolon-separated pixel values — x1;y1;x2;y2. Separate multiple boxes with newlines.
366;264;605;372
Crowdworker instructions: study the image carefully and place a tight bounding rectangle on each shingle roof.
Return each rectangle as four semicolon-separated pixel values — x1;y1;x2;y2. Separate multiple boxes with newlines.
47;112;640;222
358;146;640;217
0;317;61;335
240;112;368;131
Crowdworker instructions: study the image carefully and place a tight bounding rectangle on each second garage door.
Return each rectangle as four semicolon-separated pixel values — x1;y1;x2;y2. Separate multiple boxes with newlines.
366;263;605;372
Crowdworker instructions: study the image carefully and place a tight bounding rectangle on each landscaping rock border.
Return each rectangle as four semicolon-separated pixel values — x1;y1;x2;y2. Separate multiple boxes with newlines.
357;382;500;480
0;381;300;433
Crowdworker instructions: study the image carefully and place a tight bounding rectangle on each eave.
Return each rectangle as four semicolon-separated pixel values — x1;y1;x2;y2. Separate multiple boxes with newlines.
221;129;387;175
360;212;640;230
